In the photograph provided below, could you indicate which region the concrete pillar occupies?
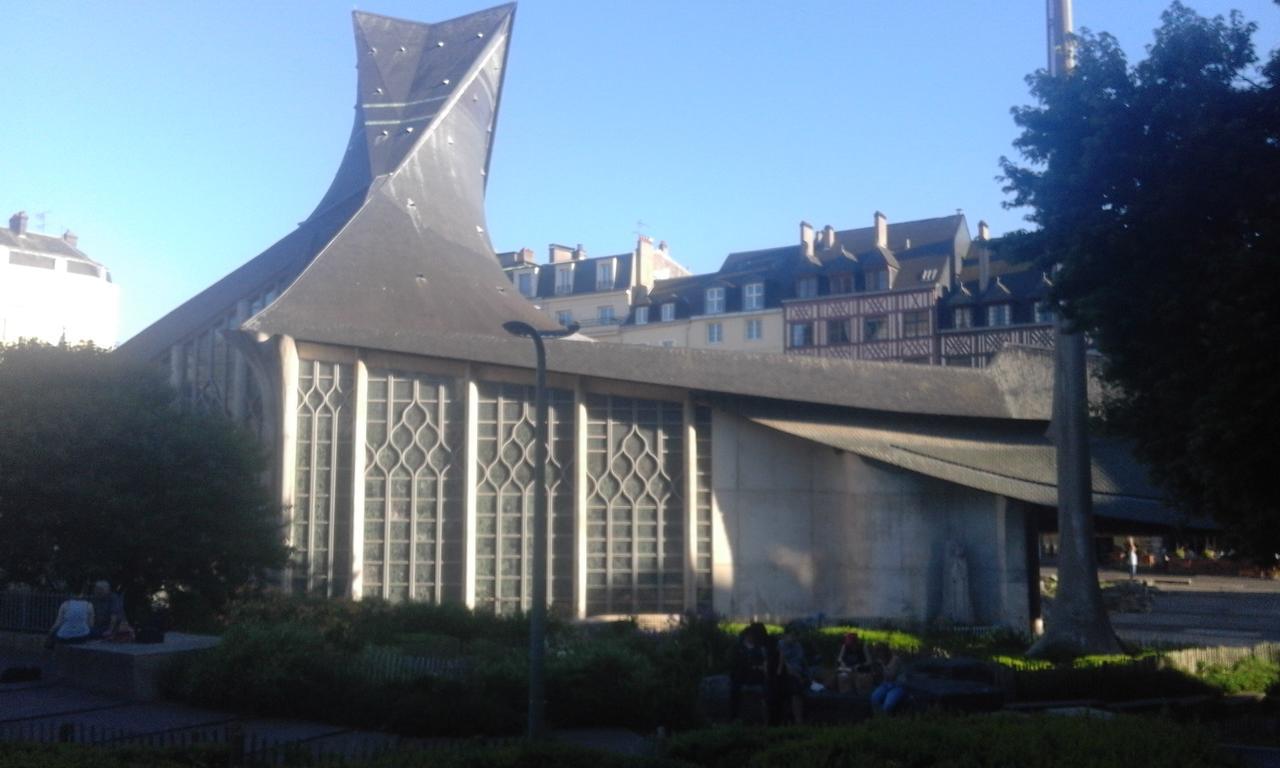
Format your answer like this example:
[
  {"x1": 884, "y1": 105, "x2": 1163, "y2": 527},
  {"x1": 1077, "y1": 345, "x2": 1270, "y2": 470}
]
[
  {"x1": 277, "y1": 335, "x2": 299, "y2": 593},
  {"x1": 350, "y1": 359, "x2": 368, "y2": 600},
  {"x1": 682, "y1": 398, "x2": 698, "y2": 611},
  {"x1": 462, "y1": 366, "x2": 480, "y2": 609},
  {"x1": 574, "y1": 380, "x2": 590, "y2": 619}
]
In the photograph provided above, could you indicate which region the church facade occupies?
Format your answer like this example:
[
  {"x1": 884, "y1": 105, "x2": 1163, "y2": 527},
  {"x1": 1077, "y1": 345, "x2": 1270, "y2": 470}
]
[{"x1": 119, "y1": 5, "x2": 1165, "y2": 629}]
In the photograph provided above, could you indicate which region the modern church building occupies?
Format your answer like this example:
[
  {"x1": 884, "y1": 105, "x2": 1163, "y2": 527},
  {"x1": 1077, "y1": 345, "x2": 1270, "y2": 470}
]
[{"x1": 119, "y1": 5, "x2": 1166, "y2": 629}]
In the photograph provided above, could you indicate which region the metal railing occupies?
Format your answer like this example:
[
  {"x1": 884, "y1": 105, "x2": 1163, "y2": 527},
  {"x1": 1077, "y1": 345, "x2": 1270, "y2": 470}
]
[{"x1": 0, "y1": 590, "x2": 71, "y2": 633}]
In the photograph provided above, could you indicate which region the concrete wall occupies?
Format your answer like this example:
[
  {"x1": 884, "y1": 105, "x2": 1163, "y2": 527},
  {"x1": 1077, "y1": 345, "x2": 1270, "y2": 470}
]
[{"x1": 711, "y1": 411, "x2": 1030, "y2": 629}]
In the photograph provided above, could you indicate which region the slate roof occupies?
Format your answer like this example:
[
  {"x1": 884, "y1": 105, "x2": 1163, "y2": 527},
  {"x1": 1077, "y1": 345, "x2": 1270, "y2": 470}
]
[
  {"x1": 120, "y1": 3, "x2": 557, "y2": 362},
  {"x1": 0, "y1": 228, "x2": 103, "y2": 268},
  {"x1": 518, "y1": 251, "x2": 635, "y2": 298}
]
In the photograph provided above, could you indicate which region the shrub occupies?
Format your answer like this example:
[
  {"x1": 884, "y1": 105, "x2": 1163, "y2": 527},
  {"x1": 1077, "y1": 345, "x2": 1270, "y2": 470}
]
[
  {"x1": 362, "y1": 742, "x2": 693, "y2": 768},
  {"x1": 1014, "y1": 660, "x2": 1215, "y2": 702},
  {"x1": 0, "y1": 743, "x2": 226, "y2": 768},
  {"x1": 665, "y1": 715, "x2": 1235, "y2": 768},
  {"x1": 161, "y1": 621, "x2": 362, "y2": 721},
  {"x1": 1198, "y1": 656, "x2": 1280, "y2": 694}
]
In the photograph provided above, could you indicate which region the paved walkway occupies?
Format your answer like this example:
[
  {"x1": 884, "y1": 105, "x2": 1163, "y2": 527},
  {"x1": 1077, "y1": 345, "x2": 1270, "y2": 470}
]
[{"x1": 1042, "y1": 566, "x2": 1280, "y2": 647}]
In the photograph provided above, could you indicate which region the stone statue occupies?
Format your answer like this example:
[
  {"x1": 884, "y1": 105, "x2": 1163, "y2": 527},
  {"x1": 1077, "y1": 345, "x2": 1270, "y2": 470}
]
[{"x1": 942, "y1": 540, "x2": 975, "y2": 625}]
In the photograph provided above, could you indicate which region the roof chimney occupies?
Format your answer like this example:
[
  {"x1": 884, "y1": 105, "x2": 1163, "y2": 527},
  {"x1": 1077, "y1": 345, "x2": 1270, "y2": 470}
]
[
  {"x1": 821, "y1": 225, "x2": 836, "y2": 250},
  {"x1": 635, "y1": 235, "x2": 656, "y2": 290},
  {"x1": 573, "y1": 243, "x2": 587, "y2": 261},
  {"x1": 800, "y1": 221, "x2": 815, "y2": 258},
  {"x1": 62, "y1": 230, "x2": 79, "y2": 248},
  {"x1": 549, "y1": 244, "x2": 574, "y2": 264},
  {"x1": 874, "y1": 211, "x2": 888, "y2": 249},
  {"x1": 977, "y1": 220, "x2": 990, "y2": 241},
  {"x1": 9, "y1": 211, "x2": 28, "y2": 236}
]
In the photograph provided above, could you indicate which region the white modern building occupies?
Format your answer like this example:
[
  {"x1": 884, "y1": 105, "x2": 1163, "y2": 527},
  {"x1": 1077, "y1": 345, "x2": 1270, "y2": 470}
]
[{"x1": 1, "y1": 212, "x2": 118, "y2": 347}]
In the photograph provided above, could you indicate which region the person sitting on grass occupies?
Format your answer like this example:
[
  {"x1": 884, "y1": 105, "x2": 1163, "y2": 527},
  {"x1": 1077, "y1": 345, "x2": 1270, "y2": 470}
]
[{"x1": 46, "y1": 586, "x2": 95, "y2": 648}]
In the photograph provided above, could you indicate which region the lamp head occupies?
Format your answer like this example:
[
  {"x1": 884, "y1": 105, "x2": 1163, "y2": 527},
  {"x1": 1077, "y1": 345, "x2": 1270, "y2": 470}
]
[{"x1": 503, "y1": 320, "x2": 580, "y2": 339}]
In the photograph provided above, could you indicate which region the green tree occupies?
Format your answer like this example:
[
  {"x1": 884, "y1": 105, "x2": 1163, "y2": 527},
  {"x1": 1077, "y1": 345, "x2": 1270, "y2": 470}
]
[
  {"x1": 1000, "y1": 3, "x2": 1280, "y2": 561},
  {"x1": 0, "y1": 342, "x2": 288, "y2": 608}
]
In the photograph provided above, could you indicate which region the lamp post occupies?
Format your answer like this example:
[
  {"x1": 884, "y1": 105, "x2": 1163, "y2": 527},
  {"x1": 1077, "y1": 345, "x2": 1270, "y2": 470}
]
[{"x1": 502, "y1": 319, "x2": 578, "y2": 740}]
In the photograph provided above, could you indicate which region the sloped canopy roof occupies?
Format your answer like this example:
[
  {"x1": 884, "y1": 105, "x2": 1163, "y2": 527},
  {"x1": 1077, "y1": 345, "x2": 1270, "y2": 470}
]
[{"x1": 736, "y1": 399, "x2": 1205, "y2": 527}]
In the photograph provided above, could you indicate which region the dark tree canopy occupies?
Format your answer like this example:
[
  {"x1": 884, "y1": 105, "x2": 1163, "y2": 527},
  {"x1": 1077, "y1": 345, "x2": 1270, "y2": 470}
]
[
  {"x1": 0, "y1": 342, "x2": 288, "y2": 605},
  {"x1": 1000, "y1": 3, "x2": 1280, "y2": 560}
]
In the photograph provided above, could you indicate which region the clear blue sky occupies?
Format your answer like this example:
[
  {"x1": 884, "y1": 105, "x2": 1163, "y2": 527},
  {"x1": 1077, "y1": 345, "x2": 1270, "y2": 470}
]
[{"x1": 2, "y1": 1, "x2": 1276, "y2": 342}]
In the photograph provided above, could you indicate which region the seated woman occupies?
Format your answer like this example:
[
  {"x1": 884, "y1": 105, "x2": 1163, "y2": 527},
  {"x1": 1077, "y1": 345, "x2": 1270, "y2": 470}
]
[
  {"x1": 47, "y1": 589, "x2": 95, "y2": 647},
  {"x1": 836, "y1": 632, "x2": 871, "y2": 693},
  {"x1": 869, "y1": 644, "x2": 907, "y2": 714}
]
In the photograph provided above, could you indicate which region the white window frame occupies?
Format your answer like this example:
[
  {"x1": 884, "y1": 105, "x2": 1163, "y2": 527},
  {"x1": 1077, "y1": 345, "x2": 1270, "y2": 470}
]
[
  {"x1": 634, "y1": 306, "x2": 649, "y2": 325},
  {"x1": 868, "y1": 270, "x2": 888, "y2": 292},
  {"x1": 707, "y1": 322, "x2": 723, "y2": 344},
  {"x1": 795, "y1": 277, "x2": 817, "y2": 299},
  {"x1": 953, "y1": 307, "x2": 973, "y2": 329},
  {"x1": 987, "y1": 304, "x2": 1011, "y2": 327},
  {"x1": 596, "y1": 259, "x2": 615, "y2": 291},
  {"x1": 660, "y1": 303, "x2": 676, "y2": 322},
  {"x1": 745, "y1": 318, "x2": 762, "y2": 341},
  {"x1": 705, "y1": 286, "x2": 725, "y2": 314},
  {"x1": 598, "y1": 305, "x2": 615, "y2": 325},
  {"x1": 555, "y1": 265, "x2": 574, "y2": 295},
  {"x1": 789, "y1": 322, "x2": 812, "y2": 348},
  {"x1": 744, "y1": 282, "x2": 765, "y2": 311}
]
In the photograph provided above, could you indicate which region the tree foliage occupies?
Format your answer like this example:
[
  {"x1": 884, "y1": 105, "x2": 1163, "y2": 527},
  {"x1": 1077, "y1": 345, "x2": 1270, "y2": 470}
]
[
  {"x1": 1000, "y1": 2, "x2": 1280, "y2": 559},
  {"x1": 0, "y1": 342, "x2": 287, "y2": 606}
]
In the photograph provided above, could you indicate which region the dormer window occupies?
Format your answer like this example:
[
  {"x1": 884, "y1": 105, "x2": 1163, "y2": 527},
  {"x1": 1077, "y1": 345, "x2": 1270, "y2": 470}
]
[
  {"x1": 795, "y1": 277, "x2": 817, "y2": 299},
  {"x1": 516, "y1": 271, "x2": 535, "y2": 298},
  {"x1": 828, "y1": 274, "x2": 852, "y2": 294},
  {"x1": 987, "y1": 304, "x2": 1011, "y2": 327},
  {"x1": 661, "y1": 303, "x2": 675, "y2": 322},
  {"x1": 555, "y1": 265, "x2": 574, "y2": 295},
  {"x1": 743, "y1": 282, "x2": 765, "y2": 310},
  {"x1": 954, "y1": 307, "x2": 973, "y2": 329},
  {"x1": 867, "y1": 270, "x2": 888, "y2": 292},
  {"x1": 919, "y1": 268, "x2": 939, "y2": 282},
  {"x1": 635, "y1": 306, "x2": 649, "y2": 325},
  {"x1": 596, "y1": 259, "x2": 615, "y2": 291},
  {"x1": 705, "y1": 286, "x2": 725, "y2": 314}
]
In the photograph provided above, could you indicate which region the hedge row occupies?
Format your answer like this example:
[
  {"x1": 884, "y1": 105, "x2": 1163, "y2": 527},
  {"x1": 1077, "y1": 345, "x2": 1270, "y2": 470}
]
[
  {"x1": 2, "y1": 716, "x2": 1241, "y2": 768},
  {"x1": 663, "y1": 715, "x2": 1239, "y2": 768}
]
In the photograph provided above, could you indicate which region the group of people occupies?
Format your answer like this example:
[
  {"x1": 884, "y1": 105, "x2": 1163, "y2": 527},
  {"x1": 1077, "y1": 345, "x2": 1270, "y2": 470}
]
[
  {"x1": 729, "y1": 623, "x2": 910, "y2": 724},
  {"x1": 46, "y1": 580, "x2": 133, "y2": 648}
]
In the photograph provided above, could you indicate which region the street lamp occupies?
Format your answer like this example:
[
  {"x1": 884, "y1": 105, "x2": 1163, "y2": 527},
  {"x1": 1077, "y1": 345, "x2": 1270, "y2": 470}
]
[{"x1": 502, "y1": 319, "x2": 578, "y2": 740}]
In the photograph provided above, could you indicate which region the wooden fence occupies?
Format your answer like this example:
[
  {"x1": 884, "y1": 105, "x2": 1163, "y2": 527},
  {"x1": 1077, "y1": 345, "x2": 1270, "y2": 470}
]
[
  {"x1": 1161, "y1": 641, "x2": 1280, "y2": 674},
  {"x1": 0, "y1": 716, "x2": 404, "y2": 766}
]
